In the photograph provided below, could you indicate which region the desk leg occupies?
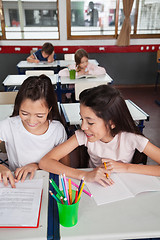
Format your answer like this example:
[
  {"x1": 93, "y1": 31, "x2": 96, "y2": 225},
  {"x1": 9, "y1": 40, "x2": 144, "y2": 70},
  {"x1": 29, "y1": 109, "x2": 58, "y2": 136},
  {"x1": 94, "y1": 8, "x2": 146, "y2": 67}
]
[
  {"x1": 137, "y1": 120, "x2": 144, "y2": 133},
  {"x1": 56, "y1": 82, "x2": 62, "y2": 103},
  {"x1": 48, "y1": 173, "x2": 60, "y2": 240}
]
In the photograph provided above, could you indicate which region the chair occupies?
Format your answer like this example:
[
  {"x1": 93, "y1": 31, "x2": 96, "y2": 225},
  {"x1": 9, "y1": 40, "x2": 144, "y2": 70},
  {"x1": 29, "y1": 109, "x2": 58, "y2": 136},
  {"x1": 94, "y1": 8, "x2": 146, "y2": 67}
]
[
  {"x1": 155, "y1": 49, "x2": 160, "y2": 91},
  {"x1": 0, "y1": 91, "x2": 17, "y2": 104},
  {"x1": 64, "y1": 54, "x2": 74, "y2": 61},
  {"x1": 0, "y1": 91, "x2": 17, "y2": 166},
  {"x1": 25, "y1": 70, "x2": 54, "y2": 76},
  {"x1": 75, "y1": 81, "x2": 108, "y2": 101}
]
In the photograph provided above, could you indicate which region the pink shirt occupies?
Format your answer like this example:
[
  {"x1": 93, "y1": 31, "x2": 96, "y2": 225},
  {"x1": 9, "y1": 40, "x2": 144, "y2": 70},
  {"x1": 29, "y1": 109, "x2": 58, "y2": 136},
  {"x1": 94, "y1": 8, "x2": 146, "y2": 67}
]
[
  {"x1": 75, "y1": 130, "x2": 149, "y2": 168},
  {"x1": 59, "y1": 62, "x2": 106, "y2": 77}
]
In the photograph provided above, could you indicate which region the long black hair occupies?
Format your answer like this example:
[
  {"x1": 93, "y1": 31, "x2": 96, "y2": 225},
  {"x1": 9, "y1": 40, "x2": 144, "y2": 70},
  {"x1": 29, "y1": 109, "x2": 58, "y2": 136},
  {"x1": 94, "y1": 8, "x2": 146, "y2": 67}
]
[
  {"x1": 79, "y1": 84, "x2": 147, "y2": 165},
  {"x1": 11, "y1": 74, "x2": 62, "y2": 122}
]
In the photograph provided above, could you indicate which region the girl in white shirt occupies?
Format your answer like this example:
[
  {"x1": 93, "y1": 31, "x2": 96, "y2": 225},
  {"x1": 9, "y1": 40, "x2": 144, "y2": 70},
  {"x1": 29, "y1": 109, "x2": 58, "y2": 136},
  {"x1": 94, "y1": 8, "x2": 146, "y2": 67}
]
[
  {"x1": 39, "y1": 84, "x2": 160, "y2": 187},
  {"x1": 0, "y1": 75, "x2": 68, "y2": 188}
]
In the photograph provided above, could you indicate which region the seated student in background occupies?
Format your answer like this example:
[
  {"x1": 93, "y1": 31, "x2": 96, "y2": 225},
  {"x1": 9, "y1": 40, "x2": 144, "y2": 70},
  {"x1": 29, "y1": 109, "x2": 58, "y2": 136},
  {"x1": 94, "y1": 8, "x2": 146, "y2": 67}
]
[
  {"x1": 39, "y1": 84, "x2": 160, "y2": 187},
  {"x1": 27, "y1": 42, "x2": 56, "y2": 63},
  {"x1": 59, "y1": 48, "x2": 106, "y2": 77},
  {"x1": 59, "y1": 48, "x2": 106, "y2": 102},
  {"x1": 0, "y1": 75, "x2": 69, "y2": 188}
]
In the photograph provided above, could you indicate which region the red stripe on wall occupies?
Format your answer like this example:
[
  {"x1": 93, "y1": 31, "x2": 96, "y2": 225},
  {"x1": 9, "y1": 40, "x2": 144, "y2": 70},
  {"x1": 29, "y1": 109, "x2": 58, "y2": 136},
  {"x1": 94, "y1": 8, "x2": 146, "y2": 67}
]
[{"x1": 0, "y1": 45, "x2": 159, "y2": 54}]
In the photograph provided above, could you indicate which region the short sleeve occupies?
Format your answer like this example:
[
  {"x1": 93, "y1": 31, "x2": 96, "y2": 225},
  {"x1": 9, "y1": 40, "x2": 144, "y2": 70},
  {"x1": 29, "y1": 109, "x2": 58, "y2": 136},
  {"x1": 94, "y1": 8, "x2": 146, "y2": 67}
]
[
  {"x1": 134, "y1": 134, "x2": 149, "y2": 152},
  {"x1": 75, "y1": 130, "x2": 87, "y2": 146}
]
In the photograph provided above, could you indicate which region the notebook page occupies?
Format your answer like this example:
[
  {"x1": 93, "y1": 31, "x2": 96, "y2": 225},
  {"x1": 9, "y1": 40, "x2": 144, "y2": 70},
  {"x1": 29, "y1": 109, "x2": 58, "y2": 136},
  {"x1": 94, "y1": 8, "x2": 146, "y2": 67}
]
[
  {"x1": 86, "y1": 173, "x2": 134, "y2": 205},
  {"x1": 118, "y1": 173, "x2": 160, "y2": 196}
]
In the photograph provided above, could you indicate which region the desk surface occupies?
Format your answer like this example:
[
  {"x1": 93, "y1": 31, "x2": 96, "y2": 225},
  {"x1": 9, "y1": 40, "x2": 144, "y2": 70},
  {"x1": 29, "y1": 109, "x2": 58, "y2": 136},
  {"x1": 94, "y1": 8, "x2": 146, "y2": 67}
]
[
  {"x1": 0, "y1": 104, "x2": 14, "y2": 121},
  {"x1": 59, "y1": 73, "x2": 113, "y2": 85},
  {"x1": 60, "y1": 173, "x2": 160, "y2": 240},
  {"x1": 0, "y1": 170, "x2": 49, "y2": 240},
  {"x1": 61, "y1": 100, "x2": 149, "y2": 126},
  {"x1": 17, "y1": 59, "x2": 99, "y2": 68},
  {"x1": 3, "y1": 74, "x2": 58, "y2": 86}
]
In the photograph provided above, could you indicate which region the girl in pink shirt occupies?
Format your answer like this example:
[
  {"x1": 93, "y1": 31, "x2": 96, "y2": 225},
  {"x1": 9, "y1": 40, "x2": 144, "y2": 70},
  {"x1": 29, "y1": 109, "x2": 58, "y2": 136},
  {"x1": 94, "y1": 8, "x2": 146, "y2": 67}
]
[
  {"x1": 59, "y1": 48, "x2": 106, "y2": 101},
  {"x1": 39, "y1": 85, "x2": 160, "y2": 187}
]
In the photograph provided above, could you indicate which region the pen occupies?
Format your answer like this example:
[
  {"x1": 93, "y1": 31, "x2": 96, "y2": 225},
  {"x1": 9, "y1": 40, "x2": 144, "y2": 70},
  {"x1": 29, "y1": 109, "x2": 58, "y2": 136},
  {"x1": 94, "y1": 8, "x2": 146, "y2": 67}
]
[
  {"x1": 49, "y1": 190, "x2": 61, "y2": 203},
  {"x1": 33, "y1": 52, "x2": 38, "y2": 60},
  {"x1": 66, "y1": 178, "x2": 92, "y2": 197},
  {"x1": 104, "y1": 162, "x2": 109, "y2": 178}
]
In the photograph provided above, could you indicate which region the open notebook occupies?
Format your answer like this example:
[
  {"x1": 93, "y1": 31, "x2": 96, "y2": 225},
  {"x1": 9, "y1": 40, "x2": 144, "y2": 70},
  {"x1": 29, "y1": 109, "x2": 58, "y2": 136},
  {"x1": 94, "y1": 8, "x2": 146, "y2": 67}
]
[
  {"x1": 86, "y1": 173, "x2": 160, "y2": 205},
  {"x1": 0, "y1": 179, "x2": 43, "y2": 228},
  {"x1": 76, "y1": 74, "x2": 97, "y2": 79}
]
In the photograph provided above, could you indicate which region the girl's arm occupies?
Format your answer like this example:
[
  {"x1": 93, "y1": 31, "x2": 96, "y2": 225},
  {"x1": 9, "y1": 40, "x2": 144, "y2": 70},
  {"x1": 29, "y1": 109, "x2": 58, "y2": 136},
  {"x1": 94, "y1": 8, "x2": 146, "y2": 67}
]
[
  {"x1": 88, "y1": 63, "x2": 106, "y2": 75},
  {"x1": 39, "y1": 134, "x2": 112, "y2": 186},
  {"x1": 103, "y1": 142, "x2": 160, "y2": 176}
]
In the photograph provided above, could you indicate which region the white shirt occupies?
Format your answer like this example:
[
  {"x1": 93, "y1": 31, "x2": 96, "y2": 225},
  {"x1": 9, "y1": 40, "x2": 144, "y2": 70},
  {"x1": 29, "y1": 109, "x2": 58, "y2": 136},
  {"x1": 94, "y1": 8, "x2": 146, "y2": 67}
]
[
  {"x1": 75, "y1": 130, "x2": 149, "y2": 168},
  {"x1": 0, "y1": 116, "x2": 67, "y2": 171}
]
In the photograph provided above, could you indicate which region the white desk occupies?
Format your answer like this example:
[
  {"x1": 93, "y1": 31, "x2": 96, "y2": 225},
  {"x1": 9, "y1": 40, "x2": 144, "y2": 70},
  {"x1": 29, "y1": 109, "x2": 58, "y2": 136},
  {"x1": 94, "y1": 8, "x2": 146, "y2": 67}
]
[
  {"x1": 60, "y1": 100, "x2": 149, "y2": 133},
  {"x1": 0, "y1": 170, "x2": 50, "y2": 240},
  {"x1": 17, "y1": 60, "x2": 99, "y2": 74},
  {"x1": 3, "y1": 74, "x2": 58, "y2": 91},
  {"x1": 60, "y1": 174, "x2": 160, "y2": 240},
  {"x1": 0, "y1": 104, "x2": 14, "y2": 121},
  {"x1": 59, "y1": 73, "x2": 113, "y2": 85}
]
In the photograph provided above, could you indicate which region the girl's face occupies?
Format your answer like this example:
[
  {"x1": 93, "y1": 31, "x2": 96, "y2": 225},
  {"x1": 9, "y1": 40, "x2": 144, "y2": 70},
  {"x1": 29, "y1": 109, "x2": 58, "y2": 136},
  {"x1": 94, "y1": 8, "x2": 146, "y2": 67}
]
[
  {"x1": 80, "y1": 104, "x2": 114, "y2": 143},
  {"x1": 79, "y1": 56, "x2": 88, "y2": 70},
  {"x1": 19, "y1": 98, "x2": 50, "y2": 135}
]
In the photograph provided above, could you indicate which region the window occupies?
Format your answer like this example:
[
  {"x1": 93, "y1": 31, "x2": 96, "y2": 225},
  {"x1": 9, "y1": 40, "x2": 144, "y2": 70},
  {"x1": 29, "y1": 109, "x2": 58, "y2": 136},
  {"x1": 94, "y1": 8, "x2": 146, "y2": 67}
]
[
  {"x1": 67, "y1": 0, "x2": 160, "y2": 39},
  {"x1": 0, "y1": 0, "x2": 59, "y2": 40}
]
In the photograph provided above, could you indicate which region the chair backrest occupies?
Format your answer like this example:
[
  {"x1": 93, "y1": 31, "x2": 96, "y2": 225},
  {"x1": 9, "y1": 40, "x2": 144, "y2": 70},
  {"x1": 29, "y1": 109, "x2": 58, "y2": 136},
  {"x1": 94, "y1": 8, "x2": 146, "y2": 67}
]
[
  {"x1": 25, "y1": 70, "x2": 54, "y2": 76},
  {"x1": 75, "y1": 82, "x2": 108, "y2": 101},
  {"x1": 0, "y1": 91, "x2": 17, "y2": 104},
  {"x1": 157, "y1": 50, "x2": 160, "y2": 64},
  {"x1": 64, "y1": 54, "x2": 75, "y2": 61}
]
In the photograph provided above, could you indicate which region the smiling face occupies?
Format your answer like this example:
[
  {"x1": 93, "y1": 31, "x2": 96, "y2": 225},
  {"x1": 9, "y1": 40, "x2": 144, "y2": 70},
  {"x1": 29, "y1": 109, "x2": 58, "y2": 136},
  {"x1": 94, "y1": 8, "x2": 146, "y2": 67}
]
[
  {"x1": 80, "y1": 104, "x2": 114, "y2": 143},
  {"x1": 79, "y1": 56, "x2": 88, "y2": 71},
  {"x1": 19, "y1": 98, "x2": 50, "y2": 135}
]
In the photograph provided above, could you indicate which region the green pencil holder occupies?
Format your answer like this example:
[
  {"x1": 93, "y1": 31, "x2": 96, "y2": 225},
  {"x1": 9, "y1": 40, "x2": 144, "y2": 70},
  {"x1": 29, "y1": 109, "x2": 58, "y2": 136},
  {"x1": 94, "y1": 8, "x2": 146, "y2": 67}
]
[
  {"x1": 69, "y1": 69, "x2": 76, "y2": 79},
  {"x1": 56, "y1": 190, "x2": 80, "y2": 227}
]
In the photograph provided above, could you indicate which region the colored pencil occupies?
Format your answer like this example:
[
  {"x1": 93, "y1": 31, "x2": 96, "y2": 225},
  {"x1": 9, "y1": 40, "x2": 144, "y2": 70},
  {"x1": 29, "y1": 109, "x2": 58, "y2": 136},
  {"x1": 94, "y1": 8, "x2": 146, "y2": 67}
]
[
  {"x1": 49, "y1": 179, "x2": 63, "y2": 198},
  {"x1": 68, "y1": 178, "x2": 72, "y2": 204},
  {"x1": 60, "y1": 196, "x2": 64, "y2": 204},
  {"x1": 60, "y1": 174, "x2": 67, "y2": 200},
  {"x1": 74, "y1": 188, "x2": 78, "y2": 203},
  {"x1": 63, "y1": 173, "x2": 70, "y2": 205},
  {"x1": 77, "y1": 181, "x2": 85, "y2": 202},
  {"x1": 104, "y1": 162, "x2": 109, "y2": 178},
  {"x1": 49, "y1": 190, "x2": 61, "y2": 203},
  {"x1": 78, "y1": 177, "x2": 84, "y2": 195},
  {"x1": 66, "y1": 178, "x2": 93, "y2": 197}
]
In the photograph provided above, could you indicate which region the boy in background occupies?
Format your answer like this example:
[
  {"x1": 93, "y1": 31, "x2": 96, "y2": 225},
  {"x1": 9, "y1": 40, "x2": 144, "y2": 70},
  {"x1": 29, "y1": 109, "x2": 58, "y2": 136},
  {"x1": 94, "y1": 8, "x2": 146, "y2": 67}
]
[{"x1": 27, "y1": 42, "x2": 56, "y2": 63}]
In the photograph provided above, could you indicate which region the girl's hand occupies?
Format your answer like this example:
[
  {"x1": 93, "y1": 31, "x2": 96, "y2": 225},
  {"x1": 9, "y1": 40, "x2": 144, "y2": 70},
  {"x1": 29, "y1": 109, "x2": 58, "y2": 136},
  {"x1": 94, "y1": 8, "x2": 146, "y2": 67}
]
[
  {"x1": 14, "y1": 163, "x2": 39, "y2": 182},
  {"x1": 0, "y1": 165, "x2": 16, "y2": 188},
  {"x1": 83, "y1": 166, "x2": 114, "y2": 187},
  {"x1": 102, "y1": 159, "x2": 128, "y2": 173}
]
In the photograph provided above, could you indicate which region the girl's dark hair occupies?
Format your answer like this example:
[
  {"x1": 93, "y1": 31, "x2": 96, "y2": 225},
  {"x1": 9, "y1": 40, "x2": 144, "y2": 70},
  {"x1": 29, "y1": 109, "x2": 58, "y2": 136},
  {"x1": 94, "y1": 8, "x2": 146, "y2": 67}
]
[
  {"x1": 11, "y1": 74, "x2": 62, "y2": 122},
  {"x1": 79, "y1": 84, "x2": 147, "y2": 165},
  {"x1": 75, "y1": 48, "x2": 88, "y2": 66}
]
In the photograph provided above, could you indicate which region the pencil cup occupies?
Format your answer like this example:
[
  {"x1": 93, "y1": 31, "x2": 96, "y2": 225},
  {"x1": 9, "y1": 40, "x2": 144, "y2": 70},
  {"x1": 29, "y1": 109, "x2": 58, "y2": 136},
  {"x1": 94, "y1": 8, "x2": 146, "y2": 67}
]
[
  {"x1": 57, "y1": 190, "x2": 80, "y2": 227},
  {"x1": 69, "y1": 69, "x2": 76, "y2": 79}
]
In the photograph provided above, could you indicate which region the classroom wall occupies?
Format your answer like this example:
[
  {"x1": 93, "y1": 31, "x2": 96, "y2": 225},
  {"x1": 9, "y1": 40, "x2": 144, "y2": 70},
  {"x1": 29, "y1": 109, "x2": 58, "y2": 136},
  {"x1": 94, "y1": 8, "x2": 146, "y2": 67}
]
[{"x1": 0, "y1": 51, "x2": 157, "y2": 91}]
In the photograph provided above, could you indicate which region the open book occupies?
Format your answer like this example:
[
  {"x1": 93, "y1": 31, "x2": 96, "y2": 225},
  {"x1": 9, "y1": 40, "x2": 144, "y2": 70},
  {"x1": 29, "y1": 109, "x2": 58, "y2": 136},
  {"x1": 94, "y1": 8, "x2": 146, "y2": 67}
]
[
  {"x1": 76, "y1": 74, "x2": 97, "y2": 79},
  {"x1": 0, "y1": 179, "x2": 43, "y2": 228},
  {"x1": 86, "y1": 173, "x2": 160, "y2": 205}
]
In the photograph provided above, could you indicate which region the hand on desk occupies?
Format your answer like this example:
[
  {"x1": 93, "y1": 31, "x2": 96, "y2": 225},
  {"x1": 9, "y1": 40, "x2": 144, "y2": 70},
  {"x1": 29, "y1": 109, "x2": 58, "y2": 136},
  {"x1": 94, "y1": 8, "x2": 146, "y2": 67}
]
[
  {"x1": 0, "y1": 165, "x2": 16, "y2": 188},
  {"x1": 14, "y1": 163, "x2": 39, "y2": 183},
  {"x1": 83, "y1": 166, "x2": 114, "y2": 187}
]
